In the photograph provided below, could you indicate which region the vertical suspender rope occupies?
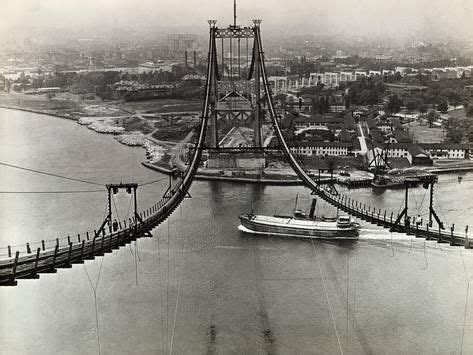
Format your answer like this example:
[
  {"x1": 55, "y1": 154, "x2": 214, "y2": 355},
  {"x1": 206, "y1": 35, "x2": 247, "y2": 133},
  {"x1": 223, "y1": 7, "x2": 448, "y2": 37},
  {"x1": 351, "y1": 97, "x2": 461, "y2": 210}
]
[
  {"x1": 238, "y1": 38, "x2": 241, "y2": 79},
  {"x1": 221, "y1": 38, "x2": 224, "y2": 82},
  {"x1": 246, "y1": 37, "x2": 249, "y2": 95}
]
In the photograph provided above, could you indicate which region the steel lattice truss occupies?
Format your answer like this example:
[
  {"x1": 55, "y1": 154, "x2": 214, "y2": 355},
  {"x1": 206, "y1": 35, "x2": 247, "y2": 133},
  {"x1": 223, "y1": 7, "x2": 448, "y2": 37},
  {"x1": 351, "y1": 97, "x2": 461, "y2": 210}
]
[{"x1": 215, "y1": 26, "x2": 254, "y2": 38}]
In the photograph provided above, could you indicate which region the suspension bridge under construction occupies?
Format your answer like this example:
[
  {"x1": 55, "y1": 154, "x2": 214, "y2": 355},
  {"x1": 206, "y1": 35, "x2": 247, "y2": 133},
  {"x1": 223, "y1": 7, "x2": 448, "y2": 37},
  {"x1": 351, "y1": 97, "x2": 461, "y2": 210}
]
[{"x1": 0, "y1": 17, "x2": 471, "y2": 287}]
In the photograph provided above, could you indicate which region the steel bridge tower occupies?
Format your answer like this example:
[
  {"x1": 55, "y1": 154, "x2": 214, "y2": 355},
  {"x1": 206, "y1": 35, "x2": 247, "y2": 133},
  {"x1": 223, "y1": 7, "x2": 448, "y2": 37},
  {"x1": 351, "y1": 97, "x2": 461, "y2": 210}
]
[{"x1": 206, "y1": 14, "x2": 267, "y2": 149}]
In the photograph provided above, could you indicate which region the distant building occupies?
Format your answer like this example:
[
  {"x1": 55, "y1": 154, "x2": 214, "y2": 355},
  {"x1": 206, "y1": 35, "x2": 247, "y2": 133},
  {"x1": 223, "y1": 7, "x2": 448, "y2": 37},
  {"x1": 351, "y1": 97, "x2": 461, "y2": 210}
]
[
  {"x1": 382, "y1": 143, "x2": 467, "y2": 162},
  {"x1": 293, "y1": 114, "x2": 345, "y2": 130},
  {"x1": 139, "y1": 61, "x2": 176, "y2": 73},
  {"x1": 395, "y1": 67, "x2": 412, "y2": 76},
  {"x1": 355, "y1": 71, "x2": 367, "y2": 80},
  {"x1": 385, "y1": 143, "x2": 410, "y2": 159},
  {"x1": 376, "y1": 122, "x2": 392, "y2": 133},
  {"x1": 375, "y1": 55, "x2": 393, "y2": 62},
  {"x1": 340, "y1": 72, "x2": 356, "y2": 82},
  {"x1": 385, "y1": 83, "x2": 428, "y2": 94},
  {"x1": 309, "y1": 72, "x2": 324, "y2": 86},
  {"x1": 369, "y1": 70, "x2": 381, "y2": 77},
  {"x1": 168, "y1": 34, "x2": 198, "y2": 54},
  {"x1": 36, "y1": 87, "x2": 62, "y2": 94},
  {"x1": 431, "y1": 69, "x2": 457, "y2": 81},
  {"x1": 290, "y1": 141, "x2": 352, "y2": 157},
  {"x1": 268, "y1": 76, "x2": 288, "y2": 93},
  {"x1": 420, "y1": 143, "x2": 468, "y2": 159},
  {"x1": 324, "y1": 72, "x2": 339, "y2": 86},
  {"x1": 407, "y1": 145, "x2": 432, "y2": 165}
]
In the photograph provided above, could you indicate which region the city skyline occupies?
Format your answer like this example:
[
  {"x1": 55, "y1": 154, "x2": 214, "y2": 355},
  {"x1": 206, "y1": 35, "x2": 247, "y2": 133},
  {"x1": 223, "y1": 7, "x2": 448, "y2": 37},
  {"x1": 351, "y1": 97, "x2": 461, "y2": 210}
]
[{"x1": 1, "y1": 0, "x2": 472, "y2": 43}]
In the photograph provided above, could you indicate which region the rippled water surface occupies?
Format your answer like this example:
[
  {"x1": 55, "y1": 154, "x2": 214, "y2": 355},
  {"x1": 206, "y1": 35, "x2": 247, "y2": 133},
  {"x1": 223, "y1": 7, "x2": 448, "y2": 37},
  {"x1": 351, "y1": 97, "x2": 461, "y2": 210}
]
[{"x1": 1, "y1": 108, "x2": 473, "y2": 354}]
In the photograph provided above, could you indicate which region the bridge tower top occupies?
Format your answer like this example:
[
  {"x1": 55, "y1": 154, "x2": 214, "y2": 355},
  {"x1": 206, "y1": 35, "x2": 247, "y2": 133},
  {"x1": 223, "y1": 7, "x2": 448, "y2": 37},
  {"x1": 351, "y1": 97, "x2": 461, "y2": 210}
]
[{"x1": 205, "y1": 3, "x2": 268, "y2": 149}]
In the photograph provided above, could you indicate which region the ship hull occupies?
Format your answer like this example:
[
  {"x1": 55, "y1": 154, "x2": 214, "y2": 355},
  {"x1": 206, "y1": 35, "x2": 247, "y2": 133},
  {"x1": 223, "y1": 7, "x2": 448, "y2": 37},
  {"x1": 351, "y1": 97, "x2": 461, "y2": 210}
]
[{"x1": 239, "y1": 214, "x2": 359, "y2": 239}]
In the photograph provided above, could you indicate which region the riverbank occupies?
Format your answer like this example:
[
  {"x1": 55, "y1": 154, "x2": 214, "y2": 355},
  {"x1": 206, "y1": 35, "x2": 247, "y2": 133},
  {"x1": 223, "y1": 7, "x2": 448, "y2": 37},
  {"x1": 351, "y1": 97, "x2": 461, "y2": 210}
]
[
  {"x1": 0, "y1": 104, "x2": 78, "y2": 121},
  {"x1": 0, "y1": 93, "x2": 196, "y2": 166},
  {"x1": 3, "y1": 95, "x2": 473, "y2": 184}
]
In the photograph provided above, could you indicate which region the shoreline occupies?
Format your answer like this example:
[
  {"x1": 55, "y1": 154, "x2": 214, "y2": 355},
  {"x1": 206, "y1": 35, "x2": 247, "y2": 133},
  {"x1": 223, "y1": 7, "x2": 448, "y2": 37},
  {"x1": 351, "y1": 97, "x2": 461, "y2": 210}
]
[
  {"x1": 2, "y1": 105, "x2": 473, "y2": 184},
  {"x1": 0, "y1": 104, "x2": 167, "y2": 164},
  {"x1": 0, "y1": 104, "x2": 78, "y2": 121}
]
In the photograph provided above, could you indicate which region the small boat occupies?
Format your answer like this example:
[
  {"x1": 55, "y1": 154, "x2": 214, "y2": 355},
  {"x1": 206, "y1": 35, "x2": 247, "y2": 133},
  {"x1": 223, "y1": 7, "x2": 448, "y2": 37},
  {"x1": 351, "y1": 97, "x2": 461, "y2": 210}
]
[{"x1": 238, "y1": 196, "x2": 359, "y2": 239}]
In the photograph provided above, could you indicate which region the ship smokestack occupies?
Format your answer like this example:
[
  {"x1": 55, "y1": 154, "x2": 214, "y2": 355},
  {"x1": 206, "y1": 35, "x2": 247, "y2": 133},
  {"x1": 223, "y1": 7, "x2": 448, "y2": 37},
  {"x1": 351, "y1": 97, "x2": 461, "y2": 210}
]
[
  {"x1": 309, "y1": 198, "x2": 317, "y2": 219},
  {"x1": 193, "y1": 51, "x2": 197, "y2": 67},
  {"x1": 185, "y1": 50, "x2": 188, "y2": 68}
]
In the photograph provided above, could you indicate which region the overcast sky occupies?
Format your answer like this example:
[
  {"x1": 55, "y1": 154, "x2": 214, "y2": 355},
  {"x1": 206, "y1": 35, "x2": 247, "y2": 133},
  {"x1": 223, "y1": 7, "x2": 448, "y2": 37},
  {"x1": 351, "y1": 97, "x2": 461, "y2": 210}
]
[{"x1": 1, "y1": 0, "x2": 472, "y2": 41}]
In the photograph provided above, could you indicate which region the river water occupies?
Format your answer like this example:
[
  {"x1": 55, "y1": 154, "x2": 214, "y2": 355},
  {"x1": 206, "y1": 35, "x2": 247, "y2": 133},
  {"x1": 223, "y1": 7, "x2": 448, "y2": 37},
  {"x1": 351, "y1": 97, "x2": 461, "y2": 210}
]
[{"x1": 1, "y1": 107, "x2": 473, "y2": 354}]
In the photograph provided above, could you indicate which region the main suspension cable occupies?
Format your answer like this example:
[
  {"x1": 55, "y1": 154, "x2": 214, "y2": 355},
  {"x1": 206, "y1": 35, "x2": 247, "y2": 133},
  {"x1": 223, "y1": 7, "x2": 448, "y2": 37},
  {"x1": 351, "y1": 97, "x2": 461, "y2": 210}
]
[
  {"x1": 0, "y1": 161, "x2": 105, "y2": 186},
  {"x1": 138, "y1": 176, "x2": 168, "y2": 187},
  {"x1": 0, "y1": 189, "x2": 105, "y2": 194},
  {"x1": 0, "y1": 161, "x2": 168, "y2": 188}
]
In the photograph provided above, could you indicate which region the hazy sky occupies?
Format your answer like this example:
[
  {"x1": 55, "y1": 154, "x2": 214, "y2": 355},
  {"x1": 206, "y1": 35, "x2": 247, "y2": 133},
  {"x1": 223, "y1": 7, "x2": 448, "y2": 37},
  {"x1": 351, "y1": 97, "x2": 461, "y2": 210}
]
[{"x1": 1, "y1": 0, "x2": 472, "y2": 41}]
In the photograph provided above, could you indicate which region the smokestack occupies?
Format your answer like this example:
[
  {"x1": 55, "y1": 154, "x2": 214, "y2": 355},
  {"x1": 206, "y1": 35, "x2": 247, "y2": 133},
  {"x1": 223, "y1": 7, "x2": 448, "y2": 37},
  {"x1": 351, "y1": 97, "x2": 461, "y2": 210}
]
[
  {"x1": 309, "y1": 198, "x2": 317, "y2": 219},
  {"x1": 184, "y1": 50, "x2": 188, "y2": 68},
  {"x1": 193, "y1": 51, "x2": 197, "y2": 67}
]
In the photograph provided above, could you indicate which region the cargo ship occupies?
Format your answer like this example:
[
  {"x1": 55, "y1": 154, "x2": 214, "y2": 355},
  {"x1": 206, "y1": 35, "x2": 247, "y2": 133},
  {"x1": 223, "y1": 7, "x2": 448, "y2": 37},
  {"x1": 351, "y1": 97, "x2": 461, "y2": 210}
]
[{"x1": 238, "y1": 197, "x2": 359, "y2": 239}]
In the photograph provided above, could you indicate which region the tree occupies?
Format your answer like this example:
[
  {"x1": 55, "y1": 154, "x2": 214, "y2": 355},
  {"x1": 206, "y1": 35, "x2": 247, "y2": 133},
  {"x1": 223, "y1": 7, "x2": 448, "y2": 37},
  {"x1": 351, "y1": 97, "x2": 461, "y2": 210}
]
[
  {"x1": 274, "y1": 93, "x2": 286, "y2": 104},
  {"x1": 325, "y1": 156, "x2": 337, "y2": 181},
  {"x1": 419, "y1": 104, "x2": 429, "y2": 115},
  {"x1": 405, "y1": 98, "x2": 424, "y2": 112},
  {"x1": 465, "y1": 103, "x2": 473, "y2": 117},
  {"x1": 447, "y1": 128, "x2": 464, "y2": 144},
  {"x1": 322, "y1": 95, "x2": 330, "y2": 113},
  {"x1": 437, "y1": 100, "x2": 449, "y2": 113},
  {"x1": 393, "y1": 72, "x2": 402, "y2": 81},
  {"x1": 468, "y1": 128, "x2": 473, "y2": 143},
  {"x1": 426, "y1": 110, "x2": 439, "y2": 127},
  {"x1": 318, "y1": 96, "x2": 325, "y2": 114},
  {"x1": 386, "y1": 94, "x2": 403, "y2": 114},
  {"x1": 344, "y1": 96, "x2": 350, "y2": 109},
  {"x1": 451, "y1": 94, "x2": 463, "y2": 109},
  {"x1": 311, "y1": 96, "x2": 319, "y2": 113}
]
